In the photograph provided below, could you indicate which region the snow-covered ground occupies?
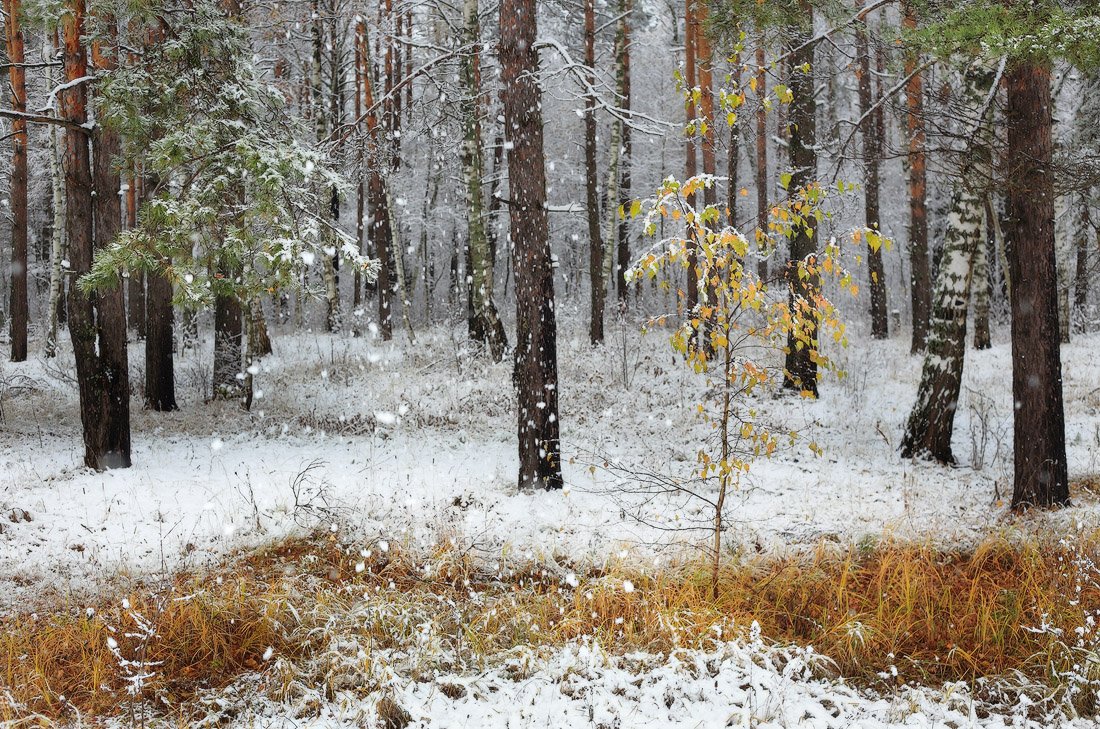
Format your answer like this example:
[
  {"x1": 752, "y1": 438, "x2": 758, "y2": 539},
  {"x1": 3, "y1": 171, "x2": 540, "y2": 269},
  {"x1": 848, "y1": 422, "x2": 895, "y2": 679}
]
[
  {"x1": 1, "y1": 320, "x2": 1099, "y2": 606},
  {"x1": 4, "y1": 319, "x2": 1100, "y2": 726},
  {"x1": 181, "y1": 637, "x2": 1095, "y2": 729}
]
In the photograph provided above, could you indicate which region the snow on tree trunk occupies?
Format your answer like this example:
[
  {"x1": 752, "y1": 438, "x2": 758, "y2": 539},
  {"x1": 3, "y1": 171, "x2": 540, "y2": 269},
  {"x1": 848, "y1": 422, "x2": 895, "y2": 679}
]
[
  {"x1": 901, "y1": 61, "x2": 994, "y2": 464},
  {"x1": 45, "y1": 36, "x2": 67, "y2": 360}
]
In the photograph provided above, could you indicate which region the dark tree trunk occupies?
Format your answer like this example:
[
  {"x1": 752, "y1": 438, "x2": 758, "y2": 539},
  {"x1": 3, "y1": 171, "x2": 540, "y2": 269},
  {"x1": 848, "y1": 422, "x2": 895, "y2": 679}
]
[
  {"x1": 126, "y1": 174, "x2": 146, "y2": 338},
  {"x1": 213, "y1": 290, "x2": 242, "y2": 399},
  {"x1": 781, "y1": 4, "x2": 819, "y2": 397},
  {"x1": 91, "y1": 30, "x2": 131, "y2": 468},
  {"x1": 754, "y1": 39, "x2": 768, "y2": 280},
  {"x1": 1004, "y1": 62, "x2": 1069, "y2": 510},
  {"x1": 359, "y1": 18, "x2": 394, "y2": 340},
  {"x1": 857, "y1": 1, "x2": 888, "y2": 338},
  {"x1": 615, "y1": 0, "x2": 633, "y2": 307},
  {"x1": 5, "y1": 0, "x2": 28, "y2": 362},
  {"x1": 500, "y1": 0, "x2": 563, "y2": 490},
  {"x1": 903, "y1": 3, "x2": 930, "y2": 352},
  {"x1": 145, "y1": 263, "x2": 177, "y2": 411},
  {"x1": 62, "y1": 0, "x2": 130, "y2": 469},
  {"x1": 584, "y1": 0, "x2": 604, "y2": 344},
  {"x1": 1074, "y1": 205, "x2": 1090, "y2": 315}
]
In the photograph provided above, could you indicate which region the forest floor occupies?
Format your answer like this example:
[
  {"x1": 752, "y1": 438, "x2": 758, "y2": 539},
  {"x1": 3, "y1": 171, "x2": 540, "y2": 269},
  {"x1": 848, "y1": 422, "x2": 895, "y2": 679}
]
[{"x1": 2, "y1": 316, "x2": 1100, "y2": 726}]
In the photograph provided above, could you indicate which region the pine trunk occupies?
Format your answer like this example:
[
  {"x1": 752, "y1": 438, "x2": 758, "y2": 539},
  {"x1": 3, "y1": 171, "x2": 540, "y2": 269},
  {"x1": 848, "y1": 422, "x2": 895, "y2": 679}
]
[
  {"x1": 126, "y1": 174, "x2": 146, "y2": 337},
  {"x1": 1004, "y1": 62, "x2": 1069, "y2": 510},
  {"x1": 62, "y1": 0, "x2": 130, "y2": 469},
  {"x1": 584, "y1": 0, "x2": 603, "y2": 344},
  {"x1": 615, "y1": 0, "x2": 633, "y2": 307},
  {"x1": 500, "y1": 0, "x2": 563, "y2": 490},
  {"x1": 903, "y1": 1, "x2": 930, "y2": 352},
  {"x1": 5, "y1": 0, "x2": 28, "y2": 362},
  {"x1": 857, "y1": 1, "x2": 887, "y2": 338}
]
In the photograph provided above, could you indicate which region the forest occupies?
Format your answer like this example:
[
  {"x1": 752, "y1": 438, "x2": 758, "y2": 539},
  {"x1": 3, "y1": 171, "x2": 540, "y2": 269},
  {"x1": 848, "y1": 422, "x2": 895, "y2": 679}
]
[{"x1": 0, "y1": 0, "x2": 1098, "y2": 726}]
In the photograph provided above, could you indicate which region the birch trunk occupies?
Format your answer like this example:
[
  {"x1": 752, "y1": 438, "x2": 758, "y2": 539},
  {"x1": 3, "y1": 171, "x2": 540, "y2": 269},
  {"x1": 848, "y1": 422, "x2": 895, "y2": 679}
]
[{"x1": 901, "y1": 62, "x2": 995, "y2": 463}]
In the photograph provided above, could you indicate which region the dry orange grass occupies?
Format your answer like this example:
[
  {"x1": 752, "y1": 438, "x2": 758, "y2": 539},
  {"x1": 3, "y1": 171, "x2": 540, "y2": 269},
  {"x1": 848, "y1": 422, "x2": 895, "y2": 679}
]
[{"x1": 2, "y1": 530, "x2": 1098, "y2": 723}]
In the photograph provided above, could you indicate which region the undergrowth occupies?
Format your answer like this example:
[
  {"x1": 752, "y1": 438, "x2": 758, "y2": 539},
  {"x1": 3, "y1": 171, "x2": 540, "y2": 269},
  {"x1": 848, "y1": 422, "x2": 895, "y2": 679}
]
[{"x1": 2, "y1": 526, "x2": 1099, "y2": 724}]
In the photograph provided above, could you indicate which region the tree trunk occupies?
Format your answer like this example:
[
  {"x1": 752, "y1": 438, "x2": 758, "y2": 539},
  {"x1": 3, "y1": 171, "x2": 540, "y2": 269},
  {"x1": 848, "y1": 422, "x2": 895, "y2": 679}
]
[
  {"x1": 4, "y1": 0, "x2": 28, "y2": 362},
  {"x1": 1004, "y1": 62, "x2": 1069, "y2": 510},
  {"x1": 354, "y1": 21, "x2": 365, "y2": 313},
  {"x1": 857, "y1": 1, "x2": 887, "y2": 338},
  {"x1": 90, "y1": 25, "x2": 131, "y2": 468},
  {"x1": 754, "y1": 40, "x2": 768, "y2": 281},
  {"x1": 359, "y1": 18, "x2": 395, "y2": 340},
  {"x1": 584, "y1": 0, "x2": 604, "y2": 344},
  {"x1": 462, "y1": 0, "x2": 506, "y2": 360},
  {"x1": 145, "y1": 261, "x2": 177, "y2": 411},
  {"x1": 1055, "y1": 194, "x2": 1072, "y2": 344},
  {"x1": 903, "y1": 1, "x2": 930, "y2": 353},
  {"x1": 500, "y1": 0, "x2": 563, "y2": 490},
  {"x1": 971, "y1": 219, "x2": 992, "y2": 350},
  {"x1": 62, "y1": 0, "x2": 130, "y2": 469},
  {"x1": 1074, "y1": 203, "x2": 1090, "y2": 317},
  {"x1": 126, "y1": 174, "x2": 146, "y2": 337},
  {"x1": 615, "y1": 0, "x2": 633, "y2": 307},
  {"x1": 45, "y1": 102, "x2": 66, "y2": 359},
  {"x1": 684, "y1": 0, "x2": 699, "y2": 316},
  {"x1": 901, "y1": 63, "x2": 994, "y2": 463},
  {"x1": 781, "y1": 4, "x2": 819, "y2": 397},
  {"x1": 213, "y1": 291, "x2": 242, "y2": 399}
]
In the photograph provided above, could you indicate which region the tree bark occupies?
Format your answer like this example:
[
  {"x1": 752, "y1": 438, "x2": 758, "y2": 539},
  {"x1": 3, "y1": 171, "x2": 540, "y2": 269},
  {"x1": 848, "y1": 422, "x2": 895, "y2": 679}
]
[
  {"x1": 126, "y1": 174, "x2": 146, "y2": 337},
  {"x1": 754, "y1": 39, "x2": 768, "y2": 280},
  {"x1": 615, "y1": 0, "x2": 633, "y2": 307},
  {"x1": 1004, "y1": 61, "x2": 1069, "y2": 510},
  {"x1": 4, "y1": 0, "x2": 29, "y2": 362},
  {"x1": 584, "y1": 0, "x2": 604, "y2": 344},
  {"x1": 903, "y1": 1, "x2": 930, "y2": 353},
  {"x1": 62, "y1": 0, "x2": 130, "y2": 469},
  {"x1": 972, "y1": 219, "x2": 992, "y2": 350},
  {"x1": 1074, "y1": 203, "x2": 1090, "y2": 316},
  {"x1": 213, "y1": 288, "x2": 242, "y2": 399},
  {"x1": 781, "y1": 3, "x2": 819, "y2": 397},
  {"x1": 684, "y1": 0, "x2": 699, "y2": 316},
  {"x1": 500, "y1": 0, "x2": 563, "y2": 490},
  {"x1": 462, "y1": 0, "x2": 506, "y2": 360},
  {"x1": 359, "y1": 18, "x2": 395, "y2": 340},
  {"x1": 857, "y1": 0, "x2": 887, "y2": 338},
  {"x1": 901, "y1": 63, "x2": 994, "y2": 463}
]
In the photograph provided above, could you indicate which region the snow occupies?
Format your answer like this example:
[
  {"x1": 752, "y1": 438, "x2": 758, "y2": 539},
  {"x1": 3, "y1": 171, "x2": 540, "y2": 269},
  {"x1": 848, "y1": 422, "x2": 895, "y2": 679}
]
[
  {"x1": 0, "y1": 322, "x2": 1098, "y2": 606},
  {"x1": 2, "y1": 321, "x2": 1099, "y2": 725},
  {"x1": 165, "y1": 638, "x2": 1096, "y2": 728}
]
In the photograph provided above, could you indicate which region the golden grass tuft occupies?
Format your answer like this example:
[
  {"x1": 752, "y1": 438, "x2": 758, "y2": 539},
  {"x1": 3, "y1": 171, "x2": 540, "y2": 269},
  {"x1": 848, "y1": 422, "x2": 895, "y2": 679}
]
[{"x1": 2, "y1": 529, "x2": 1099, "y2": 723}]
